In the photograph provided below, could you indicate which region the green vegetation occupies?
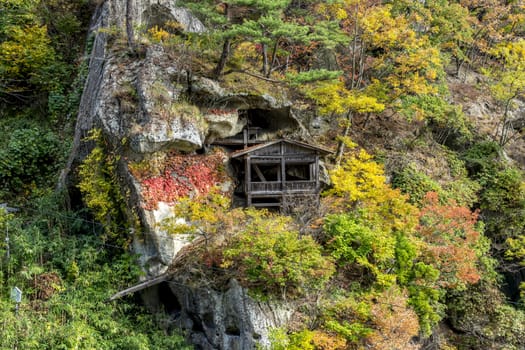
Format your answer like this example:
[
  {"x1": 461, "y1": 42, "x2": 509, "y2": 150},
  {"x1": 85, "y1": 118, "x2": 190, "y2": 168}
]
[
  {"x1": 0, "y1": 0, "x2": 91, "y2": 124},
  {"x1": 163, "y1": 195, "x2": 334, "y2": 299},
  {"x1": 77, "y1": 129, "x2": 130, "y2": 247},
  {"x1": 162, "y1": 146, "x2": 510, "y2": 348},
  {"x1": 483, "y1": 40, "x2": 525, "y2": 146},
  {"x1": 0, "y1": 194, "x2": 190, "y2": 349},
  {"x1": 2, "y1": 0, "x2": 525, "y2": 349},
  {"x1": 0, "y1": 123, "x2": 63, "y2": 199},
  {"x1": 223, "y1": 211, "x2": 334, "y2": 299},
  {"x1": 0, "y1": 1, "x2": 190, "y2": 348}
]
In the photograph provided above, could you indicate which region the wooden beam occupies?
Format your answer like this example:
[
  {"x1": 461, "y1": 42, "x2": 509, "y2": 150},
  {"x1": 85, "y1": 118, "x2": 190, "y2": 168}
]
[
  {"x1": 246, "y1": 155, "x2": 252, "y2": 206},
  {"x1": 280, "y1": 142, "x2": 286, "y2": 205},
  {"x1": 252, "y1": 202, "x2": 281, "y2": 207},
  {"x1": 252, "y1": 164, "x2": 267, "y2": 182},
  {"x1": 109, "y1": 274, "x2": 170, "y2": 301},
  {"x1": 108, "y1": 237, "x2": 206, "y2": 302},
  {"x1": 280, "y1": 142, "x2": 286, "y2": 184},
  {"x1": 315, "y1": 155, "x2": 320, "y2": 192}
]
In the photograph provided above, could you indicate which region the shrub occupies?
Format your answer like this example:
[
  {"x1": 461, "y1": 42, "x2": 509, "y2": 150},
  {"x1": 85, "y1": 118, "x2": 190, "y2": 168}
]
[
  {"x1": 324, "y1": 213, "x2": 397, "y2": 287},
  {"x1": 442, "y1": 177, "x2": 481, "y2": 208},
  {"x1": 462, "y1": 140, "x2": 501, "y2": 176},
  {"x1": 399, "y1": 94, "x2": 471, "y2": 142},
  {"x1": 366, "y1": 287, "x2": 420, "y2": 350},
  {"x1": 77, "y1": 130, "x2": 128, "y2": 246},
  {"x1": 327, "y1": 147, "x2": 419, "y2": 234},
  {"x1": 0, "y1": 126, "x2": 62, "y2": 197},
  {"x1": 222, "y1": 212, "x2": 334, "y2": 299},
  {"x1": 320, "y1": 287, "x2": 419, "y2": 349},
  {"x1": 447, "y1": 284, "x2": 525, "y2": 349},
  {"x1": 322, "y1": 295, "x2": 374, "y2": 344},
  {"x1": 392, "y1": 164, "x2": 442, "y2": 205},
  {"x1": 478, "y1": 167, "x2": 525, "y2": 244},
  {"x1": 417, "y1": 192, "x2": 488, "y2": 289}
]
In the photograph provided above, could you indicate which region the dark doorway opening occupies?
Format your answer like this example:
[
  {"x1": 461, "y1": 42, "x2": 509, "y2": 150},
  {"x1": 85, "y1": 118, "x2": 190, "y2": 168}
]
[{"x1": 158, "y1": 282, "x2": 181, "y2": 316}]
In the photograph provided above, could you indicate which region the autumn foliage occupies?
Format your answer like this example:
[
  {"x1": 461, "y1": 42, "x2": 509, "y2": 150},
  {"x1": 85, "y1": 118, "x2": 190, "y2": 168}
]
[
  {"x1": 3, "y1": 0, "x2": 525, "y2": 348},
  {"x1": 365, "y1": 287, "x2": 420, "y2": 350},
  {"x1": 417, "y1": 192, "x2": 483, "y2": 289},
  {"x1": 131, "y1": 150, "x2": 229, "y2": 210}
]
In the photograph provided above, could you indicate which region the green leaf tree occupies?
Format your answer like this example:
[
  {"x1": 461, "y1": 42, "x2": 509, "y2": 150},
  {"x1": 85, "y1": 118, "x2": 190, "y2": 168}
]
[
  {"x1": 222, "y1": 210, "x2": 334, "y2": 299},
  {"x1": 229, "y1": 2, "x2": 309, "y2": 76}
]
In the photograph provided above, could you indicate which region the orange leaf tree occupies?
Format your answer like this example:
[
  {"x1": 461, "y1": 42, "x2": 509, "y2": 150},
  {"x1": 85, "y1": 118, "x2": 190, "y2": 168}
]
[{"x1": 417, "y1": 192, "x2": 490, "y2": 289}]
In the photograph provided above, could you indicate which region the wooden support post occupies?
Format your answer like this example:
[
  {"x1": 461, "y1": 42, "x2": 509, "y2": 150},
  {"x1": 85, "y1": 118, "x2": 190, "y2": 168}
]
[
  {"x1": 246, "y1": 155, "x2": 252, "y2": 206},
  {"x1": 280, "y1": 142, "x2": 286, "y2": 206},
  {"x1": 315, "y1": 155, "x2": 320, "y2": 192},
  {"x1": 280, "y1": 143, "x2": 286, "y2": 189}
]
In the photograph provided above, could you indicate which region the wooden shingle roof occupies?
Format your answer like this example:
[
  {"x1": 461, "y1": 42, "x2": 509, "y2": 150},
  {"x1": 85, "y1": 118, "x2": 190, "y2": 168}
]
[{"x1": 230, "y1": 139, "x2": 333, "y2": 158}]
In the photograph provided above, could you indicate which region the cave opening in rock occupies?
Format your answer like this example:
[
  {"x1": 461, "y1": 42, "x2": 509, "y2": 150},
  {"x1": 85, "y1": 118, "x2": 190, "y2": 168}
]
[
  {"x1": 190, "y1": 314, "x2": 204, "y2": 332},
  {"x1": 202, "y1": 312, "x2": 215, "y2": 329},
  {"x1": 238, "y1": 107, "x2": 296, "y2": 135},
  {"x1": 225, "y1": 325, "x2": 241, "y2": 336},
  {"x1": 158, "y1": 282, "x2": 182, "y2": 316},
  {"x1": 211, "y1": 106, "x2": 297, "y2": 148}
]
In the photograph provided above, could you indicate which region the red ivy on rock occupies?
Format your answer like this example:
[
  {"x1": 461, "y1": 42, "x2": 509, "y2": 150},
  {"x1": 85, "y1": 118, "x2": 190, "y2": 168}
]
[{"x1": 136, "y1": 150, "x2": 229, "y2": 210}]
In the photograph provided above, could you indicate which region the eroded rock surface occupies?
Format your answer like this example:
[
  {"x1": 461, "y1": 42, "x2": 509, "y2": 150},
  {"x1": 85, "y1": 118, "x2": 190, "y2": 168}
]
[
  {"x1": 63, "y1": 0, "x2": 303, "y2": 276},
  {"x1": 142, "y1": 279, "x2": 294, "y2": 350},
  {"x1": 62, "y1": 2, "x2": 306, "y2": 347}
]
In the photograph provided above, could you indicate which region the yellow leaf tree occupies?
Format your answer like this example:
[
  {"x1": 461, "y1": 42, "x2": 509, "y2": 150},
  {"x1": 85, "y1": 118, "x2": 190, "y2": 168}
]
[
  {"x1": 0, "y1": 0, "x2": 56, "y2": 99},
  {"x1": 483, "y1": 40, "x2": 525, "y2": 146}
]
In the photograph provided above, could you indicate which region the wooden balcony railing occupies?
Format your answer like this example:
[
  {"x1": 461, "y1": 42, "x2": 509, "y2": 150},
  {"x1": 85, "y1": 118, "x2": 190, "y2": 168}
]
[
  {"x1": 283, "y1": 181, "x2": 317, "y2": 192},
  {"x1": 249, "y1": 181, "x2": 316, "y2": 193}
]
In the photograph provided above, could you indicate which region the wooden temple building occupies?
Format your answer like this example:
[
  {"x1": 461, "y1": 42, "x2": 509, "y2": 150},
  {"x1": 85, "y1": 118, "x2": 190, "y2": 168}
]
[
  {"x1": 211, "y1": 124, "x2": 333, "y2": 209},
  {"x1": 229, "y1": 139, "x2": 332, "y2": 208}
]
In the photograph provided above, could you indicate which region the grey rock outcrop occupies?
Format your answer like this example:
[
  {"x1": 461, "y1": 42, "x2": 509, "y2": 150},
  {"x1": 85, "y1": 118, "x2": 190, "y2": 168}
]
[
  {"x1": 63, "y1": 0, "x2": 301, "y2": 275},
  {"x1": 61, "y1": 0, "x2": 310, "y2": 349},
  {"x1": 63, "y1": 2, "x2": 302, "y2": 347},
  {"x1": 108, "y1": 0, "x2": 206, "y2": 34},
  {"x1": 143, "y1": 279, "x2": 295, "y2": 350}
]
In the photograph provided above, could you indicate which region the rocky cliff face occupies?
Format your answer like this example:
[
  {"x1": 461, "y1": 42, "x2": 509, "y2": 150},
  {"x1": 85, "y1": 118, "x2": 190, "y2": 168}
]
[
  {"x1": 143, "y1": 279, "x2": 294, "y2": 350},
  {"x1": 65, "y1": 0, "x2": 301, "y2": 274},
  {"x1": 63, "y1": 1, "x2": 300, "y2": 347}
]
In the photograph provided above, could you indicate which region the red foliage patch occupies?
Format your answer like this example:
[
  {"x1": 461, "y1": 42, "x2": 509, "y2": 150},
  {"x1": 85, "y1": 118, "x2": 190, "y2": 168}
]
[{"x1": 136, "y1": 150, "x2": 229, "y2": 210}]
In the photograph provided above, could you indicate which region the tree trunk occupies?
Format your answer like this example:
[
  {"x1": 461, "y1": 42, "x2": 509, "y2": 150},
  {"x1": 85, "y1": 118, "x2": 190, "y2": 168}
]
[
  {"x1": 335, "y1": 111, "x2": 353, "y2": 166},
  {"x1": 214, "y1": 38, "x2": 231, "y2": 79},
  {"x1": 498, "y1": 95, "x2": 517, "y2": 146},
  {"x1": 213, "y1": 4, "x2": 231, "y2": 79},
  {"x1": 350, "y1": 3, "x2": 360, "y2": 89},
  {"x1": 125, "y1": 0, "x2": 136, "y2": 53},
  {"x1": 262, "y1": 43, "x2": 269, "y2": 76},
  {"x1": 267, "y1": 39, "x2": 280, "y2": 78}
]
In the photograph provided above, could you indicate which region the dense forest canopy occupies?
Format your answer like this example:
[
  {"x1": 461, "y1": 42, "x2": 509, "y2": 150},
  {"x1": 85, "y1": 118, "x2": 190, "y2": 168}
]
[{"x1": 1, "y1": 0, "x2": 525, "y2": 349}]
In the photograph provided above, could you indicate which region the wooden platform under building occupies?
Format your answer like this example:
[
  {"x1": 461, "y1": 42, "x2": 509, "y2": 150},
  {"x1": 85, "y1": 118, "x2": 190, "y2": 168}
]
[{"x1": 211, "y1": 127, "x2": 266, "y2": 147}]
